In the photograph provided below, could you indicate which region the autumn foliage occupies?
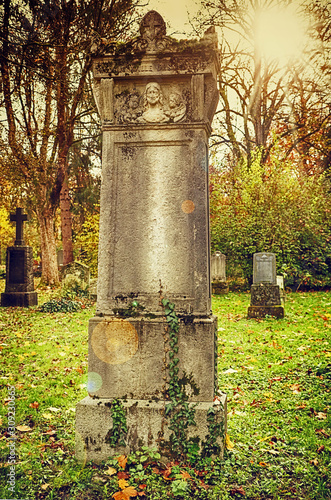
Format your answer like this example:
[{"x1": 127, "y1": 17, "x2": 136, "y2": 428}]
[{"x1": 210, "y1": 150, "x2": 331, "y2": 288}]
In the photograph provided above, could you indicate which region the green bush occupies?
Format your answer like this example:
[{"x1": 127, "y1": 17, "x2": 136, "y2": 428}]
[
  {"x1": 210, "y1": 150, "x2": 331, "y2": 289},
  {"x1": 74, "y1": 211, "x2": 99, "y2": 277},
  {"x1": 39, "y1": 297, "x2": 81, "y2": 313}
]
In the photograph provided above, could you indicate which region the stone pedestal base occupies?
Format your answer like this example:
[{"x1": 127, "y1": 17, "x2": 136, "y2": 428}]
[
  {"x1": 248, "y1": 305, "x2": 284, "y2": 319},
  {"x1": 87, "y1": 315, "x2": 218, "y2": 401},
  {"x1": 248, "y1": 283, "x2": 284, "y2": 318},
  {"x1": 75, "y1": 395, "x2": 227, "y2": 463},
  {"x1": 1, "y1": 292, "x2": 38, "y2": 307},
  {"x1": 212, "y1": 281, "x2": 229, "y2": 294}
]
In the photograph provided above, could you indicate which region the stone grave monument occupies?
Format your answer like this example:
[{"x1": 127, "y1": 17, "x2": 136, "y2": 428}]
[
  {"x1": 277, "y1": 275, "x2": 285, "y2": 305},
  {"x1": 1, "y1": 208, "x2": 38, "y2": 307},
  {"x1": 75, "y1": 11, "x2": 227, "y2": 462},
  {"x1": 247, "y1": 252, "x2": 284, "y2": 318},
  {"x1": 211, "y1": 251, "x2": 229, "y2": 294}
]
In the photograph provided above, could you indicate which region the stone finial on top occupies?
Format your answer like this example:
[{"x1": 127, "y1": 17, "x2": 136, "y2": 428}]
[
  {"x1": 136, "y1": 11, "x2": 170, "y2": 53},
  {"x1": 140, "y1": 11, "x2": 166, "y2": 40}
]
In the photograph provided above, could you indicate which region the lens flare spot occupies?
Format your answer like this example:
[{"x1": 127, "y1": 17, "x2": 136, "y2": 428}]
[
  {"x1": 87, "y1": 372, "x2": 103, "y2": 393},
  {"x1": 181, "y1": 200, "x2": 195, "y2": 214},
  {"x1": 91, "y1": 319, "x2": 138, "y2": 365}
]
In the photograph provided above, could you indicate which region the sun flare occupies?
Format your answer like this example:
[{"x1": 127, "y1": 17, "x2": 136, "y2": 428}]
[{"x1": 256, "y1": 4, "x2": 307, "y2": 63}]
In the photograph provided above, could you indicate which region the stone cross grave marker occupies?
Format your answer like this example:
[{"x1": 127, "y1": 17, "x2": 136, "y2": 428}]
[
  {"x1": 75, "y1": 10, "x2": 227, "y2": 463},
  {"x1": 248, "y1": 252, "x2": 284, "y2": 318},
  {"x1": 1, "y1": 208, "x2": 38, "y2": 307},
  {"x1": 10, "y1": 207, "x2": 28, "y2": 246}
]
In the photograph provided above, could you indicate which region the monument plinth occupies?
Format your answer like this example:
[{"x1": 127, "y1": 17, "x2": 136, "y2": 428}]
[
  {"x1": 1, "y1": 208, "x2": 38, "y2": 308},
  {"x1": 76, "y1": 11, "x2": 226, "y2": 462}
]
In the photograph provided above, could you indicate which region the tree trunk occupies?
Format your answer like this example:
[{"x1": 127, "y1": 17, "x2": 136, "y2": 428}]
[
  {"x1": 60, "y1": 172, "x2": 74, "y2": 266},
  {"x1": 37, "y1": 209, "x2": 59, "y2": 285}
]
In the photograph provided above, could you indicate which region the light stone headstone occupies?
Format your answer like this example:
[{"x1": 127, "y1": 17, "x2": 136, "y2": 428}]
[
  {"x1": 248, "y1": 253, "x2": 284, "y2": 319},
  {"x1": 253, "y1": 252, "x2": 276, "y2": 284},
  {"x1": 211, "y1": 252, "x2": 226, "y2": 282},
  {"x1": 75, "y1": 11, "x2": 226, "y2": 462},
  {"x1": 62, "y1": 260, "x2": 90, "y2": 286},
  {"x1": 277, "y1": 275, "x2": 285, "y2": 305},
  {"x1": 211, "y1": 252, "x2": 229, "y2": 294}
]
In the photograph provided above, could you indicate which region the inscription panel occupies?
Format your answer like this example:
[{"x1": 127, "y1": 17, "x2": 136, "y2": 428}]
[
  {"x1": 253, "y1": 253, "x2": 276, "y2": 284},
  {"x1": 9, "y1": 250, "x2": 25, "y2": 284}
]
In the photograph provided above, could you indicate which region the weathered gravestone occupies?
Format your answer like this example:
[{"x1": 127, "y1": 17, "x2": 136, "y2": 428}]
[
  {"x1": 57, "y1": 249, "x2": 64, "y2": 268},
  {"x1": 248, "y1": 252, "x2": 284, "y2": 318},
  {"x1": 277, "y1": 275, "x2": 286, "y2": 305},
  {"x1": 1, "y1": 208, "x2": 38, "y2": 307},
  {"x1": 75, "y1": 11, "x2": 227, "y2": 462},
  {"x1": 211, "y1": 252, "x2": 229, "y2": 294},
  {"x1": 61, "y1": 261, "x2": 90, "y2": 286}
]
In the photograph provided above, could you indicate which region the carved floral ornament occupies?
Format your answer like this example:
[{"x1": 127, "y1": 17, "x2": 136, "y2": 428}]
[{"x1": 115, "y1": 82, "x2": 187, "y2": 124}]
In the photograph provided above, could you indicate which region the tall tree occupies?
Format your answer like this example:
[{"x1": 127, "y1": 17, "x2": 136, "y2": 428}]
[
  {"x1": 194, "y1": 0, "x2": 331, "y2": 167},
  {"x1": 0, "y1": 0, "x2": 137, "y2": 284}
]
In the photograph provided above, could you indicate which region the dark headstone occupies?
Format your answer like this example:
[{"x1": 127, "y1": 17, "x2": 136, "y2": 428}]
[
  {"x1": 57, "y1": 249, "x2": 64, "y2": 267},
  {"x1": 1, "y1": 208, "x2": 37, "y2": 307}
]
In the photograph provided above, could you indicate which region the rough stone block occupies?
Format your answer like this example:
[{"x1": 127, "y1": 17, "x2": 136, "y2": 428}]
[
  {"x1": 87, "y1": 315, "x2": 218, "y2": 401},
  {"x1": 75, "y1": 395, "x2": 227, "y2": 463},
  {"x1": 250, "y1": 284, "x2": 282, "y2": 306},
  {"x1": 1, "y1": 292, "x2": 38, "y2": 307},
  {"x1": 247, "y1": 305, "x2": 284, "y2": 319},
  {"x1": 212, "y1": 281, "x2": 229, "y2": 295}
]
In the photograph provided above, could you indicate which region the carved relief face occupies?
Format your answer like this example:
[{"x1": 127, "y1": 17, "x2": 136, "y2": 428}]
[
  {"x1": 129, "y1": 95, "x2": 140, "y2": 109},
  {"x1": 169, "y1": 93, "x2": 181, "y2": 109},
  {"x1": 146, "y1": 84, "x2": 160, "y2": 105}
]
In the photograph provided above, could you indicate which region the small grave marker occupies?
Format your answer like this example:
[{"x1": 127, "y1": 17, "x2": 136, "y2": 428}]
[
  {"x1": 211, "y1": 252, "x2": 229, "y2": 294},
  {"x1": 1, "y1": 208, "x2": 38, "y2": 307},
  {"x1": 248, "y1": 252, "x2": 284, "y2": 318}
]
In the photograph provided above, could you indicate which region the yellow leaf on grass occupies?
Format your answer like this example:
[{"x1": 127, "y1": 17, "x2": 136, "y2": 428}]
[
  {"x1": 113, "y1": 486, "x2": 138, "y2": 500},
  {"x1": 225, "y1": 434, "x2": 234, "y2": 450},
  {"x1": 42, "y1": 413, "x2": 53, "y2": 419},
  {"x1": 16, "y1": 425, "x2": 32, "y2": 432},
  {"x1": 119, "y1": 479, "x2": 129, "y2": 489},
  {"x1": 290, "y1": 384, "x2": 301, "y2": 394},
  {"x1": 105, "y1": 467, "x2": 117, "y2": 476},
  {"x1": 316, "y1": 412, "x2": 327, "y2": 420},
  {"x1": 41, "y1": 484, "x2": 49, "y2": 490},
  {"x1": 117, "y1": 455, "x2": 128, "y2": 469}
]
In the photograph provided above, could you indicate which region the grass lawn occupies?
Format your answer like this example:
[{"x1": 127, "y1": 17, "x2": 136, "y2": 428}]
[{"x1": 0, "y1": 287, "x2": 330, "y2": 499}]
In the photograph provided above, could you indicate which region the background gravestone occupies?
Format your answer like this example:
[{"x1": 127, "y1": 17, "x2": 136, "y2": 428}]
[
  {"x1": 277, "y1": 275, "x2": 286, "y2": 305},
  {"x1": 75, "y1": 11, "x2": 227, "y2": 463},
  {"x1": 211, "y1": 251, "x2": 229, "y2": 294},
  {"x1": 1, "y1": 208, "x2": 38, "y2": 307},
  {"x1": 57, "y1": 249, "x2": 64, "y2": 268},
  {"x1": 248, "y1": 252, "x2": 284, "y2": 318},
  {"x1": 61, "y1": 261, "x2": 90, "y2": 286}
]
